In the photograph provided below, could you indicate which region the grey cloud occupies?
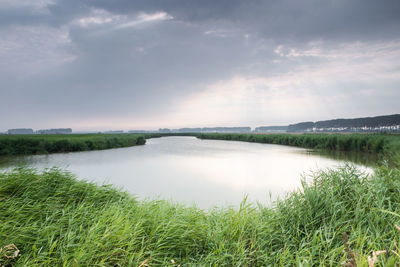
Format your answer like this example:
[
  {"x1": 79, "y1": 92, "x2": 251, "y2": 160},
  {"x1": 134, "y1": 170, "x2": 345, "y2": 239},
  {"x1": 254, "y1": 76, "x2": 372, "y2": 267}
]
[
  {"x1": 47, "y1": 0, "x2": 400, "y2": 41},
  {"x1": 5, "y1": 0, "x2": 400, "y2": 41},
  {"x1": 0, "y1": 0, "x2": 399, "y2": 130},
  {"x1": 1, "y1": 17, "x2": 254, "y2": 121}
]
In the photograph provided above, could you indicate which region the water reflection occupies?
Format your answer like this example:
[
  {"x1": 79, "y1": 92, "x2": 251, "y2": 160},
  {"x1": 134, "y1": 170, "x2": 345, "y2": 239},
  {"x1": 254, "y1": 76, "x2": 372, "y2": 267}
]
[
  {"x1": 305, "y1": 150, "x2": 380, "y2": 167},
  {"x1": 0, "y1": 137, "x2": 372, "y2": 209}
]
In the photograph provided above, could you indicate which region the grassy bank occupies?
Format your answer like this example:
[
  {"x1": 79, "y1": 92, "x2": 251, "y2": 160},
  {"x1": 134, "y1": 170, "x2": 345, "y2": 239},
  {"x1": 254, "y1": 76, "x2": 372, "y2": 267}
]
[
  {"x1": 1, "y1": 166, "x2": 400, "y2": 266},
  {"x1": 3, "y1": 132, "x2": 399, "y2": 160},
  {"x1": 198, "y1": 133, "x2": 400, "y2": 159},
  {"x1": 0, "y1": 134, "x2": 162, "y2": 156}
]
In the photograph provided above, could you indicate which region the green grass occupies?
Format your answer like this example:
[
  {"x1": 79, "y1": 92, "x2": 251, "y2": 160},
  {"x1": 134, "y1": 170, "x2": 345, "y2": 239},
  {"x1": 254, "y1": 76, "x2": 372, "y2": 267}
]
[
  {"x1": 197, "y1": 133, "x2": 400, "y2": 160},
  {"x1": 0, "y1": 134, "x2": 162, "y2": 156},
  {"x1": 1, "y1": 133, "x2": 400, "y2": 265},
  {"x1": 3, "y1": 132, "x2": 400, "y2": 161},
  {"x1": 1, "y1": 164, "x2": 400, "y2": 266}
]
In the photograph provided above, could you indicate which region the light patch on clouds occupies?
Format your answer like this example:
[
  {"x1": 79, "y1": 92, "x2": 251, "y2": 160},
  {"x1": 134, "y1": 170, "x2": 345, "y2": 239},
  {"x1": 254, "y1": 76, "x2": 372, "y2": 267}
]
[
  {"x1": 138, "y1": 11, "x2": 173, "y2": 22},
  {"x1": 275, "y1": 39, "x2": 400, "y2": 61},
  {"x1": 270, "y1": 40, "x2": 400, "y2": 83},
  {"x1": 167, "y1": 76, "x2": 322, "y2": 127},
  {"x1": 204, "y1": 29, "x2": 235, "y2": 38},
  {"x1": 75, "y1": 9, "x2": 125, "y2": 28},
  {"x1": 165, "y1": 40, "x2": 400, "y2": 127},
  {"x1": 115, "y1": 11, "x2": 173, "y2": 29},
  {"x1": 73, "y1": 10, "x2": 173, "y2": 36}
]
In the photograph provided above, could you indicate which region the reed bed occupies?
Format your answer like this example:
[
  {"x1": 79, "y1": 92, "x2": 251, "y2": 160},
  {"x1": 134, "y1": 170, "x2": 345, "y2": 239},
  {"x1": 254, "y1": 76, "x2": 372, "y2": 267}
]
[
  {"x1": 0, "y1": 134, "x2": 162, "y2": 156},
  {"x1": 1, "y1": 163, "x2": 400, "y2": 266},
  {"x1": 197, "y1": 133, "x2": 400, "y2": 162}
]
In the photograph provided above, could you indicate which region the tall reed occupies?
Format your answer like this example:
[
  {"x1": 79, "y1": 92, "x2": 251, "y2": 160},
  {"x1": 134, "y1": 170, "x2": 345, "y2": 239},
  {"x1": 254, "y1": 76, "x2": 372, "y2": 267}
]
[
  {"x1": 0, "y1": 134, "x2": 161, "y2": 156},
  {"x1": 1, "y1": 164, "x2": 400, "y2": 265}
]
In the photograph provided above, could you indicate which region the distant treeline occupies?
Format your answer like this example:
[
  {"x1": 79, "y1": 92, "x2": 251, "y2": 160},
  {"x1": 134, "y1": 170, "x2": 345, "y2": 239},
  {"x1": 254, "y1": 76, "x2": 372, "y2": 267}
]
[
  {"x1": 254, "y1": 126, "x2": 287, "y2": 132},
  {"x1": 6, "y1": 128, "x2": 72, "y2": 135},
  {"x1": 197, "y1": 133, "x2": 400, "y2": 156},
  {"x1": 158, "y1": 127, "x2": 251, "y2": 133},
  {"x1": 0, "y1": 134, "x2": 160, "y2": 156},
  {"x1": 288, "y1": 114, "x2": 400, "y2": 132},
  {"x1": 3, "y1": 131, "x2": 400, "y2": 159}
]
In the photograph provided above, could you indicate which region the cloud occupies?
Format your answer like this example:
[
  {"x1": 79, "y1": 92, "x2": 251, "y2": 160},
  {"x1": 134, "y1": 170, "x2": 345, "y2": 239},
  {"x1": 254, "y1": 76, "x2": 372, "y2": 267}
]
[
  {"x1": 0, "y1": 25, "x2": 75, "y2": 75},
  {"x1": 114, "y1": 11, "x2": 173, "y2": 29},
  {"x1": 0, "y1": 0, "x2": 399, "y2": 131},
  {"x1": 0, "y1": 0, "x2": 54, "y2": 10},
  {"x1": 71, "y1": 9, "x2": 173, "y2": 33},
  {"x1": 75, "y1": 8, "x2": 123, "y2": 27},
  {"x1": 165, "y1": 40, "x2": 400, "y2": 127}
]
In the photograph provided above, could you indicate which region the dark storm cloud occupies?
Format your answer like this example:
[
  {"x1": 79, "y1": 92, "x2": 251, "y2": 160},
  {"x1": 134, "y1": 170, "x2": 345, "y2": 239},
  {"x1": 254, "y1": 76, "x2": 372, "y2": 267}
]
[
  {"x1": 0, "y1": 9, "x2": 253, "y2": 121},
  {"x1": 4, "y1": 0, "x2": 400, "y2": 40},
  {"x1": 0, "y1": 0, "x2": 399, "y2": 130},
  {"x1": 50, "y1": 0, "x2": 400, "y2": 40}
]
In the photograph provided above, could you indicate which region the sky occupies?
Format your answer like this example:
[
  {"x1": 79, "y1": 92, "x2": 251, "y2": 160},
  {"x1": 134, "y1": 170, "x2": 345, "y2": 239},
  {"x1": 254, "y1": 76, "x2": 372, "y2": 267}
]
[{"x1": 1, "y1": 0, "x2": 400, "y2": 131}]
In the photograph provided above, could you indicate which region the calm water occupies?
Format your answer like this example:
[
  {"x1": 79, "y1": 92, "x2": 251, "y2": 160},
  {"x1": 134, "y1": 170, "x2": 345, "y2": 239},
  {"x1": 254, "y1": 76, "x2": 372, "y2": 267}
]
[{"x1": 0, "y1": 137, "x2": 372, "y2": 209}]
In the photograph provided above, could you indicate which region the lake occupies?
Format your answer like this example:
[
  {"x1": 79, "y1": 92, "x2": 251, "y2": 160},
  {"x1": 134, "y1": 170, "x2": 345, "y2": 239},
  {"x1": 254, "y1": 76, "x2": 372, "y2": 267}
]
[{"x1": 0, "y1": 136, "x2": 372, "y2": 209}]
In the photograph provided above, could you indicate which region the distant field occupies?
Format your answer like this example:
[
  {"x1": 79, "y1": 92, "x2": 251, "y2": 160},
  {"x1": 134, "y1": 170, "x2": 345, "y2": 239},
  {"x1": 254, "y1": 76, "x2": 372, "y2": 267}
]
[{"x1": 0, "y1": 134, "x2": 160, "y2": 156}]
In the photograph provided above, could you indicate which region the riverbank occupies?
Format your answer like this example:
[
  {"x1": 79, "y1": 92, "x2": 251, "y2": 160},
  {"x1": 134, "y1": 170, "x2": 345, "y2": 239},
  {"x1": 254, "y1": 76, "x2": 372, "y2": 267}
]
[
  {"x1": 197, "y1": 133, "x2": 400, "y2": 161},
  {"x1": 1, "y1": 164, "x2": 400, "y2": 266},
  {"x1": 0, "y1": 134, "x2": 162, "y2": 156},
  {"x1": 3, "y1": 132, "x2": 399, "y2": 160}
]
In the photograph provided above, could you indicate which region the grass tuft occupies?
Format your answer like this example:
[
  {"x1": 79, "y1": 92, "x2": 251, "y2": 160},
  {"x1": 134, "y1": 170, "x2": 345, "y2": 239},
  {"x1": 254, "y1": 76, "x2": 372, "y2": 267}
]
[{"x1": 1, "y1": 162, "x2": 400, "y2": 265}]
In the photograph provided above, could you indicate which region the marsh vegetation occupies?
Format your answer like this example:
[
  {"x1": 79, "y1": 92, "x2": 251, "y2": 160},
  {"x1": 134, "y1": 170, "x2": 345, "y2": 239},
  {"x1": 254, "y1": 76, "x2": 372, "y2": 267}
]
[
  {"x1": 1, "y1": 163, "x2": 400, "y2": 265},
  {"x1": 0, "y1": 134, "x2": 161, "y2": 156},
  {"x1": 198, "y1": 133, "x2": 400, "y2": 162},
  {"x1": 1, "y1": 133, "x2": 400, "y2": 265}
]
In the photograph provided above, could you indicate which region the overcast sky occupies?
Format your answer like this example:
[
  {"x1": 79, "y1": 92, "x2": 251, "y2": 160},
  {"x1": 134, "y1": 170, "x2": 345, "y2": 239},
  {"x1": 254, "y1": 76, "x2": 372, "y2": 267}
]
[{"x1": 1, "y1": 0, "x2": 399, "y2": 131}]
